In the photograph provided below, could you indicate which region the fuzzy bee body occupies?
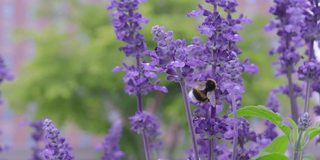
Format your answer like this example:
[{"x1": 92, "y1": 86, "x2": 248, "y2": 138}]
[{"x1": 188, "y1": 79, "x2": 217, "y2": 103}]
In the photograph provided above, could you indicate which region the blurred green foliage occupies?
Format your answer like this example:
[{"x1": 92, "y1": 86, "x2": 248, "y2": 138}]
[{"x1": 4, "y1": 0, "x2": 285, "y2": 159}]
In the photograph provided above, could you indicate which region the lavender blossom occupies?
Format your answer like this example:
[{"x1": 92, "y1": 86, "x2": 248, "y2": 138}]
[
  {"x1": 298, "y1": 112, "x2": 312, "y2": 131},
  {"x1": 0, "y1": 131, "x2": 9, "y2": 154},
  {"x1": 0, "y1": 56, "x2": 13, "y2": 104},
  {"x1": 129, "y1": 111, "x2": 162, "y2": 150},
  {"x1": 297, "y1": 60, "x2": 320, "y2": 81},
  {"x1": 100, "y1": 121, "x2": 124, "y2": 160},
  {"x1": 42, "y1": 118, "x2": 73, "y2": 160},
  {"x1": 108, "y1": 1, "x2": 165, "y2": 159},
  {"x1": 263, "y1": 91, "x2": 280, "y2": 140},
  {"x1": 108, "y1": 0, "x2": 166, "y2": 97},
  {"x1": 266, "y1": 0, "x2": 308, "y2": 122},
  {"x1": 30, "y1": 120, "x2": 44, "y2": 160},
  {"x1": 151, "y1": 25, "x2": 200, "y2": 159},
  {"x1": 314, "y1": 105, "x2": 320, "y2": 116},
  {"x1": 185, "y1": 0, "x2": 258, "y2": 159},
  {"x1": 0, "y1": 57, "x2": 13, "y2": 83}
]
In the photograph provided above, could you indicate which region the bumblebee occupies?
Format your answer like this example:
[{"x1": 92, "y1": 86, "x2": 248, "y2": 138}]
[{"x1": 188, "y1": 79, "x2": 217, "y2": 103}]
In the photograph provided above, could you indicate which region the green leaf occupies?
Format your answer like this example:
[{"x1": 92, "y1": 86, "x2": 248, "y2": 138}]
[
  {"x1": 288, "y1": 118, "x2": 298, "y2": 142},
  {"x1": 231, "y1": 105, "x2": 290, "y2": 137},
  {"x1": 306, "y1": 127, "x2": 320, "y2": 140},
  {"x1": 256, "y1": 153, "x2": 289, "y2": 160},
  {"x1": 263, "y1": 135, "x2": 289, "y2": 154},
  {"x1": 232, "y1": 105, "x2": 282, "y2": 123}
]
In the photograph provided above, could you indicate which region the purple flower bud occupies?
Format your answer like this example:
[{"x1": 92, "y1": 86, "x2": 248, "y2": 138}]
[
  {"x1": 129, "y1": 112, "x2": 162, "y2": 150},
  {"x1": 298, "y1": 112, "x2": 312, "y2": 131},
  {"x1": 30, "y1": 120, "x2": 44, "y2": 160},
  {"x1": 297, "y1": 60, "x2": 320, "y2": 81},
  {"x1": 100, "y1": 121, "x2": 125, "y2": 160}
]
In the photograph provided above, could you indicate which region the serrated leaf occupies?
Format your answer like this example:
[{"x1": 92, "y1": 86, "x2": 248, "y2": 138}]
[
  {"x1": 231, "y1": 106, "x2": 290, "y2": 137},
  {"x1": 256, "y1": 153, "x2": 289, "y2": 160},
  {"x1": 263, "y1": 135, "x2": 289, "y2": 154}
]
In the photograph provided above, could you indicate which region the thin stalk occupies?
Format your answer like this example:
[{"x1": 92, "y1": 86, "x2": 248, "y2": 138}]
[
  {"x1": 303, "y1": 80, "x2": 311, "y2": 113},
  {"x1": 142, "y1": 132, "x2": 151, "y2": 160},
  {"x1": 136, "y1": 95, "x2": 151, "y2": 160},
  {"x1": 293, "y1": 130, "x2": 303, "y2": 160},
  {"x1": 231, "y1": 94, "x2": 238, "y2": 160},
  {"x1": 179, "y1": 81, "x2": 200, "y2": 160},
  {"x1": 208, "y1": 138, "x2": 214, "y2": 160},
  {"x1": 208, "y1": 91, "x2": 216, "y2": 160},
  {"x1": 286, "y1": 67, "x2": 299, "y2": 122},
  {"x1": 136, "y1": 54, "x2": 151, "y2": 160}
]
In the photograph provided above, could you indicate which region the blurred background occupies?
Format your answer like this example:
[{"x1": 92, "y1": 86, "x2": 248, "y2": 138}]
[{"x1": 0, "y1": 0, "x2": 302, "y2": 159}]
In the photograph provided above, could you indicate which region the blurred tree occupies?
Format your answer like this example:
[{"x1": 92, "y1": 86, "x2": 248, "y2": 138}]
[{"x1": 4, "y1": 0, "x2": 284, "y2": 159}]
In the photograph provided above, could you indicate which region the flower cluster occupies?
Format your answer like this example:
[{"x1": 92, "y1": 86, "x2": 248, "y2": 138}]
[
  {"x1": 267, "y1": 0, "x2": 320, "y2": 158},
  {"x1": 0, "y1": 56, "x2": 12, "y2": 155},
  {"x1": 0, "y1": 57, "x2": 13, "y2": 83},
  {"x1": 266, "y1": 0, "x2": 307, "y2": 75},
  {"x1": 266, "y1": 0, "x2": 311, "y2": 122},
  {"x1": 183, "y1": 0, "x2": 259, "y2": 158},
  {"x1": 151, "y1": 25, "x2": 194, "y2": 82},
  {"x1": 108, "y1": 0, "x2": 166, "y2": 96},
  {"x1": 0, "y1": 57, "x2": 13, "y2": 104},
  {"x1": 30, "y1": 120, "x2": 44, "y2": 160},
  {"x1": 42, "y1": 118, "x2": 73, "y2": 160},
  {"x1": 129, "y1": 111, "x2": 161, "y2": 150},
  {"x1": 100, "y1": 121, "x2": 125, "y2": 160},
  {"x1": 297, "y1": 60, "x2": 320, "y2": 81},
  {"x1": 298, "y1": 112, "x2": 312, "y2": 131},
  {"x1": 108, "y1": 1, "x2": 164, "y2": 159}
]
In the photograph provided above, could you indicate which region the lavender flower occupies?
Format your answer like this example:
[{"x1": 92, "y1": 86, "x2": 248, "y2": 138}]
[
  {"x1": 185, "y1": 0, "x2": 258, "y2": 159},
  {"x1": 0, "y1": 57, "x2": 13, "y2": 83},
  {"x1": 30, "y1": 120, "x2": 44, "y2": 160},
  {"x1": 0, "y1": 131, "x2": 9, "y2": 154},
  {"x1": 297, "y1": 60, "x2": 320, "y2": 81},
  {"x1": 109, "y1": 1, "x2": 165, "y2": 159},
  {"x1": 266, "y1": 0, "x2": 308, "y2": 122},
  {"x1": 129, "y1": 111, "x2": 162, "y2": 150},
  {"x1": 0, "y1": 56, "x2": 13, "y2": 104},
  {"x1": 314, "y1": 105, "x2": 320, "y2": 116},
  {"x1": 108, "y1": 0, "x2": 166, "y2": 97},
  {"x1": 298, "y1": 112, "x2": 312, "y2": 131},
  {"x1": 100, "y1": 121, "x2": 124, "y2": 160},
  {"x1": 42, "y1": 118, "x2": 73, "y2": 160},
  {"x1": 151, "y1": 25, "x2": 193, "y2": 82}
]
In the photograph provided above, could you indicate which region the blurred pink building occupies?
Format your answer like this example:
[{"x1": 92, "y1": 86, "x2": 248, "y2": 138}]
[{"x1": 0, "y1": 0, "x2": 104, "y2": 159}]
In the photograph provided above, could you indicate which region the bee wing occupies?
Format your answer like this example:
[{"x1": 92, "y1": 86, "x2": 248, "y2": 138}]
[{"x1": 207, "y1": 91, "x2": 216, "y2": 107}]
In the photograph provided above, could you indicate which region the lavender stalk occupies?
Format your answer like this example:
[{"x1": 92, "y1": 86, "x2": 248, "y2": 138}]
[
  {"x1": 180, "y1": 81, "x2": 200, "y2": 160},
  {"x1": 108, "y1": 1, "x2": 167, "y2": 159},
  {"x1": 231, "y1": 94, "x2": 238, "y2": 160},
  {"x1": 266, "y1": 0, "x2": 307, "y2": 122}
]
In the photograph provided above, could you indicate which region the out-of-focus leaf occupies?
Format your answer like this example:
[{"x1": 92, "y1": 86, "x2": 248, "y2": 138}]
[
  {"x1": 231, "y1": 106, "x2": 290, "y2": 137},
  {"x1": 263, "y1": 135, "x2": 289, "y2": 154},
  {"x1": 256, "y1": 153, "x2": 289, "y2": 160}
]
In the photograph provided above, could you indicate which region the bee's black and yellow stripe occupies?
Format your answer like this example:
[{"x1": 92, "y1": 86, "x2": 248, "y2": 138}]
[{"x1": 192, "y1": 88, "x2": 208, "y2": 102}]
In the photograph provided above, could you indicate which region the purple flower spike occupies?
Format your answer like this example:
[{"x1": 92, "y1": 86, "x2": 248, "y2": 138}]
[
  {"x1": 297, "y1": 60, "x2": 320, "y2": 81},
  {"x1": 42, "y1": 118, "x2": 73, "y2": 160},
  {"x1": 100, "y1": 121, "x2": 125, "y2": 160},
  {"x1": 129, "y1": 112, "x2": 162, "y2": 150},
  {"x1": 0, "y1": 57, "x2": 13, "y2": 82},
  {"x1": 30, "y1": 120, "x2": 44, "y2": 160},
  {"x1": 109, "y1": 0, "x2": 167, "y2": 96}
]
